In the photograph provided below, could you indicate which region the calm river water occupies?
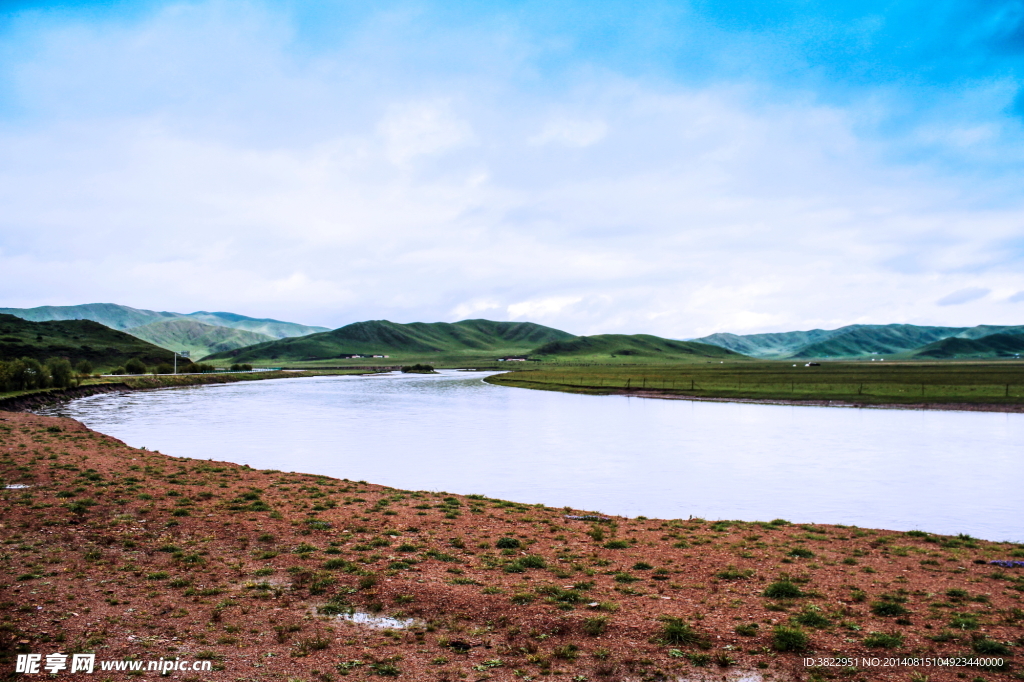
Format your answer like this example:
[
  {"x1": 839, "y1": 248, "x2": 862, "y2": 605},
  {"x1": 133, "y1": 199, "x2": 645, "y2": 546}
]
[{"x1": 40, "y1": 371, "x2": 1024, "y2": 542}]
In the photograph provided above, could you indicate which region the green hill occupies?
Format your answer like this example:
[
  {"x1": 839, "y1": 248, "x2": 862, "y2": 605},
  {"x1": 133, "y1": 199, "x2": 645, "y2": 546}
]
[
  {"x1": 911, "y1": 333, "x2": 1024, "y2": 359},
  {"x1": 0, "y1": 303, "x2": 328, "y2": 339},
  {"x1": 694, "y1": 330, "x2": 836, "y2": 358},
  {"x1": 204, "y1": 319, "x2": 577, "y2": 363},
  {"x1": 0, "y1": 313, "x2": 171, "y2": 370},
  {"x1": 696, "y1": 323, "x2": 1024, "y2": 359},
  {"x1": 0, "y1": 303, "x2": 176, "y2": 330},
  {"x1": 177, "y1": 311, "x2": 328, "y2": 339},
  {"x1": 790, "y1": 324, "x2": 964, "y2": 359},
  {"x1": 128, "y1": 319, "x2": 275, "y2": 360},
  {"x1": 530, "y1": 334, "x2": 743, "y2": 360}
]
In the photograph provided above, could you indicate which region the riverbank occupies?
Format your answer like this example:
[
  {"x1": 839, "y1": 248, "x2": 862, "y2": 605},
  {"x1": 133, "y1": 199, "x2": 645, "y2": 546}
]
[
  {"x1": 0, "y1": 369, "x2": 374, "y2": 412},
  {"x1": 1, "y1": 412, "x2": 1020, "y2": 681},
  {"x1": 490, "y1": 378, "x2": 1024, "y2": 414},
  {"x1": 487, "y1": 363, "x2": 1024, "y2": 413}
]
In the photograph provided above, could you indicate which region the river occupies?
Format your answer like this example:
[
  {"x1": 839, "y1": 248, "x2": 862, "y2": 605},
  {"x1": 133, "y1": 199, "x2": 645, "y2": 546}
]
[{"x1": 40, "y1": 371, "x2": 1024, "y2": 542}]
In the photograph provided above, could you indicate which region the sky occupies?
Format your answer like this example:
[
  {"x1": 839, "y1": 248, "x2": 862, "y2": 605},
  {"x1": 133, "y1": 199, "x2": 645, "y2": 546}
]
[{"x1": 2, "y1": 0, "x2": 1024, "y2": 337}]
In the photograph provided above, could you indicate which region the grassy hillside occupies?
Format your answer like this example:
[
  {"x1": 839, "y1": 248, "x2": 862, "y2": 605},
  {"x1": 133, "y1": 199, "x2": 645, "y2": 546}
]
[
  {"x1": 791, "y1": 324, "x2": 961, "y2": 358},
  {"x1": 178, "y1": 311, "x2": 328, "y2": 338},
  {"x1": 0, "y1": 313, "x2": 171, "y2": 370},
  {"x1": 204, "y1": 319, "x2": 577, "y2": 364},
  {"x1": 911, "y1": 332, "x2": 1024, "y2": 359},
  {"x1": 127, "y1": 319, "x2": 275, "y2": 359},
  {"x1": 693, "y1": 329, "x2": 836, "y2": 358},
  {"x1": 531, "y1": 334, "x2": 743, "y2": 361},
  {"x1": 0, "y1": 303, "x2": 328, "y2": 339},
  {"x1": 697, "y1": 323, "x2": 1024, "y2": 359}
]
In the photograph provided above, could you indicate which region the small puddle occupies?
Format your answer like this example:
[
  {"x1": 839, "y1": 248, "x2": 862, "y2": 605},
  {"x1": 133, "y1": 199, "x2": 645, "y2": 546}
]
[{"x1": 336, "y1": 611, "x2": 420, "y2": 629}]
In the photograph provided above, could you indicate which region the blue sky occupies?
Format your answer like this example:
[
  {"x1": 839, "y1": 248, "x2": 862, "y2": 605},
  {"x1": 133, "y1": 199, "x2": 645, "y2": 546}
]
[{"x1": 2, "y1": 0, "x2": 1024, "y2": 336}]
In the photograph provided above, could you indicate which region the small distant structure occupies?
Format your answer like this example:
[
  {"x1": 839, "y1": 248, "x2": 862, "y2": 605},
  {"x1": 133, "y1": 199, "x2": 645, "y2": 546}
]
[
  {"x1": 372, "y1": 355, "x2": 389, "y2": 358},
  {"x1": 804, "y1": 362, "x2": 821, "y2": 367},
  {"x1": 497, "y1": 356, "x2": 528, "y2": 362}
]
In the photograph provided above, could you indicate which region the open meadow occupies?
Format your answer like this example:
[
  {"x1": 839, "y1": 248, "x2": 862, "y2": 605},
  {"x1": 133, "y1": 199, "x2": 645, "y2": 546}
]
[{"x1": 486, "y1": 361, "x2": 1024, "y2": 408}]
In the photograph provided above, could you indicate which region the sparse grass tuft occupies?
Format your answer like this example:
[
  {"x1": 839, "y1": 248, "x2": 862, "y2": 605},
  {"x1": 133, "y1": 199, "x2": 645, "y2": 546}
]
[
  {"x1": 863, "y1": 631, "x2": 904, "y2": 649},
  {"x1": 763, "y1": 580, "x2": 803, "y2": 599},
  {"x1": 656, "y1": 617, "x2": 708, "y2": 648},
  {"x1": 771, "y1": 625, "x2": 809, "y2": 652}
]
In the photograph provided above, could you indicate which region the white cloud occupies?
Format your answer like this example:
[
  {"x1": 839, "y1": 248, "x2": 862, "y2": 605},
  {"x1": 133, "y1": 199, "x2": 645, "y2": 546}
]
[
  {"x1": 507, "y1": 296, "x2": 584, "y2": 320},
  {"x1": 529, "y1": 118, "x2": 608, "y2": 147},
  {"x1": 2, "y1": 1, "x2": 1024, "y2": 337},
  {"x1": 449, "y1": 298, "x2": 502, "y2": 319},
  {"x1": 378, "y1": 100, "x2": 475, "y2": 166},
  {"x1": 937, "y1": 287, "x2": 991, "y2": 306}
]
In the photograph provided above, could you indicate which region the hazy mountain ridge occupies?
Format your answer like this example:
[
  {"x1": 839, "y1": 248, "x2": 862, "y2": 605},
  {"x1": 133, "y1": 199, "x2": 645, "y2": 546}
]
[
  {"x1": 695, "y1": 329, "x2": 838, "y2": 358},
  {"x1": 203, "y1": 319, "x2": 578, "y2": 362},
  {"x1": 0, "y1": 303, "x2": 177, "y2": 331},
  {"x1": 0, "y1": 303, "x2": 328, "y2": 356},
  {"x1": 127, "y1": 320, "x2": 276, "y2": 359},
  {"x1": 179, "y1": 311, "x2": 328, "y2": 339},
  {"x1": 696, "y1": 323, "x2": 1024, "y2": 359}
]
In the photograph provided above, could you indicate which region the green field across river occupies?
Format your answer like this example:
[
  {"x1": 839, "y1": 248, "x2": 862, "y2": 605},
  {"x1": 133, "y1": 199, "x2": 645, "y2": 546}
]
[{"x1": 485, "y1": 361, "x2": 1024, "y2": 406}]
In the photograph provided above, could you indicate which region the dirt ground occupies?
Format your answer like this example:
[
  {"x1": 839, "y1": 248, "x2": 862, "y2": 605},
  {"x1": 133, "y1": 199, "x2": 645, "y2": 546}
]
[{"x1": 1, "y1": 410, "x2": 1021, "y2": 681}]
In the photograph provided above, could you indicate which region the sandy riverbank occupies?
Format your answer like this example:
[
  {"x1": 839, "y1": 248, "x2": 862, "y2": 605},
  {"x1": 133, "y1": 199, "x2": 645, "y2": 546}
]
[{"x1": 1, "y1": 411, "x2": 1020, "y2": 681}]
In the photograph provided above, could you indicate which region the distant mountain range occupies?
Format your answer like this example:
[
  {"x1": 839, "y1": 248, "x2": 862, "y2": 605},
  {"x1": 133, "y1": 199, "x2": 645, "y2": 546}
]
[
  {"x1": 0, "y1": 303, "x2": 328, "y2": 358},
  {"x1": 695, "y1": 323, "x2": 1024, "y2": 359},
  {"x1": 5, "y1": 302, "x2": 1021, "y2": 364}
]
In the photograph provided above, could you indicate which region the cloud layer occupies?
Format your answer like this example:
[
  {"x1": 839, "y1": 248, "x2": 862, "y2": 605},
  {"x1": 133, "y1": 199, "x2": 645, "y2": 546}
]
[{"x1": 2, "y1": 0, "x2": 1024, "y2": 336}]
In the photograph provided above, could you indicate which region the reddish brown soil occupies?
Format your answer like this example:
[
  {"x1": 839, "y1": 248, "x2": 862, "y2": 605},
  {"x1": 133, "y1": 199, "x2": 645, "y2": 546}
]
[{"x1": 1, "y1": 411, "x2": 1021, "y2": 681}]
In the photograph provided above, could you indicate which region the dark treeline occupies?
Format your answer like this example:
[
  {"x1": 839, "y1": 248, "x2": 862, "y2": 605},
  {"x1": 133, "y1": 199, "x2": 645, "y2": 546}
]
[
  {"x1": 106, "y1": 360, "x2": 252, "y2": 375},
  {"x1": 1, "y1": 355, "x2": 255, "y2": 392},
  {"x1": 0, "y1": 357, "x2": 92, "y2": 392}
]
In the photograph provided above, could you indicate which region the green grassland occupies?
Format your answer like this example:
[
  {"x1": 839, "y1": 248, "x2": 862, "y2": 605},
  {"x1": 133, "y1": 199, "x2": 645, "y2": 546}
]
[
  {"x1": 0, "y1": 313, "x2": 170, "y2": 370},
  {"x1": 486, "y1": 361, "x2": 1024, "y2": 406}
]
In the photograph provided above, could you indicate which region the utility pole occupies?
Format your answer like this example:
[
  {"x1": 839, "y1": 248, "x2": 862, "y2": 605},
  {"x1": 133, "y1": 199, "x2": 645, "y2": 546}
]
[{"x1": 173, "y1": 350, "x2": 190, "y2": 374}]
